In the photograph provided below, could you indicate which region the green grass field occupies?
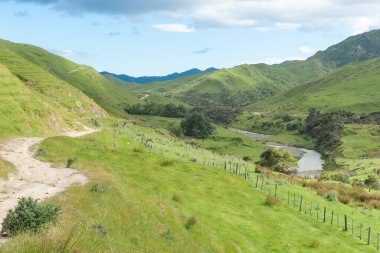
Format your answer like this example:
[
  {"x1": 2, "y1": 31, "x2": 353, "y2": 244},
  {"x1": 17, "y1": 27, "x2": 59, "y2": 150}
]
[{"x1": 1, "y1": 123, "x2": 379, "y2": 252}]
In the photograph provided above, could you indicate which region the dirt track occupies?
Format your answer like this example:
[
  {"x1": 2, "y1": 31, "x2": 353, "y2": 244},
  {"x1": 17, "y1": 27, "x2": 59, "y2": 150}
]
[{"x1": 0, "y1": 127, "x2": 99, "y2": 242}]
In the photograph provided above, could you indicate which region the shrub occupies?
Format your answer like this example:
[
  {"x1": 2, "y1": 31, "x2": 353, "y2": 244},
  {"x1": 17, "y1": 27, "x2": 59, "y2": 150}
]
[
  {"x1": 172, "y1": 193, "x2": 181, "y2": 202},
  {"x1": 132, "y1": 146, "x2": 144, "y2": 153},
  {"x1": 308, "y1": 239, "x2": 321, "y2": 248},
  {"x1": 264, "y1": 195, "x2": 281, "y2": 207},
  {"x1": 330, "y1": 173, "x2": 349, "y2": 184},
  {"x1": 66, "y1": 157, "x2": 77, "y2": 168},
  {"x1": 338, "y1": 194, "x2": 350, "y2": 204},
  {"x1": 161, "y1": 229, "x2": 175, "y2": 240},
  {"x1": 258, "y1": 148, "x2": 297, "y2": 174},
  {"x1": 93, "y1": 223, "x2": 108, "y2": 237},
  {"x1": 1, "y1": 197, "x2": 60, "y2": 236},
  {"x1": 91, "y1": 183, "x2": 108, "y2": 193},
  {"x1": 180, "y1": 113, "x2": 214, "y2": 139},
  {"x1": 160, "y1": 158, "x2": 176, "y2": 167},
  {"x1": 185, "y1": 216, "x2": 197, "y2": 229},
  {"x1": 35, "y1": 148, "x2": 46, "y2": 157},
  {"x1": 364, "y1": 175, "x2": 379, "y2": 190},
  {"x1": 324, "y1": 190, "x2": 338, "y2": 201}
]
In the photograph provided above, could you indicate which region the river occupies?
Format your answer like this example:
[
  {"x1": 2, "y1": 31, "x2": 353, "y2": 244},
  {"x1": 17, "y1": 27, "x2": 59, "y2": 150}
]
[{"x1": 230, "y1": 128, "x2": 324, "y2": 176}]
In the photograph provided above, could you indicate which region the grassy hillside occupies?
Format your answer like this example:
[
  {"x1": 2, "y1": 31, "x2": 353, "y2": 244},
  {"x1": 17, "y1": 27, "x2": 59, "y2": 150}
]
[
  {"x1": 119, "y1": 30, "x2": 380, "y2": 107},
  {"x1": 251, "y1": 57, "x2": 380, "y2": 115},
  {"x1": 0, "y1": 59, "x2": 105, "y2": 139},
  {"x1": 1, "y1": 123, "x2": 379, "y2": 252},
  {"x1": 0, "y1": 40, "x2": 140, "y2": 116},
  {"x1": 311, "y1": 29, "x2": 380, "y2": 69},
  {"x1": 121, "y1": 60, "x2": 329, "y2": 106}
]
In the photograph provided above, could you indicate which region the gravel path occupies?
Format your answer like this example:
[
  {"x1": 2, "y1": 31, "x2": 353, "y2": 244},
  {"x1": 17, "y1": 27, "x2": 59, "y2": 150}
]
[{"x1": 0, "y1": 127, "x2": 99, "y2": 243}]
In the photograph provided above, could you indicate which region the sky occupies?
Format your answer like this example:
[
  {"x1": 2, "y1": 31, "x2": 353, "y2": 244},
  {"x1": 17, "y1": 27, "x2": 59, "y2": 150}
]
[{"x1": 1, "y1": 0, "x2": 380, "y2": 76}]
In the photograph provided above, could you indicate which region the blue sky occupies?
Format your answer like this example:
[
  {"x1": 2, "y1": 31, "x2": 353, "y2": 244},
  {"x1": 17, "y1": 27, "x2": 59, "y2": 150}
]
[{"x1": 1, "y1": 0, "x2": 380, "y2": 76}]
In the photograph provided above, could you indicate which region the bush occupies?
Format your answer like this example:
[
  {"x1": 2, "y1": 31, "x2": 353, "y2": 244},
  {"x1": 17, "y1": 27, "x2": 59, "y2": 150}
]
[
  {"x1": 160, "y1": 158, "x2": 176, "y2": 167},
  {"x1": 93, "y1": 223, "x2": 108, "y2": 237},
  {"x1": 172, "y1": 194, "x2": 181, "y2": 202},
  {"x1": 185, "y1": 216, "x2": 197, "y2": 229},
  {"x1": 180, "y1": 113, "x2": 214, "y2": 139},
  {"x1": 91, "y1": 183, "x2": 108, "y2": 193},
  {"x1": 324, "y1": 190, "x2": 338, "y2": 201},
  {"x1": 66, "y1": 157, "x2": 77, "y2": 168},
  {"x1": 264, "y1": 195, "x2": 281, "y2": 207},
  {"x1": 338, "y1": 194, "x2": 350, "y2": 204},
  {"x1": 1, "y1": 197, "x2": 60, "y2": 236},
  {"x1": 308, "y1": 239, "x2": 321, "y2": 248},
  {"x1": 258, "y1": 148, "x2": 297, "y2": 174}
]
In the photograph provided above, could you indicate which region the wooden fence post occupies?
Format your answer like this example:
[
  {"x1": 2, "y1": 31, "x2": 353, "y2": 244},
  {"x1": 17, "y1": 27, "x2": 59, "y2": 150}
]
[
  {"x1": 344, "y1": 215, "x2": 348, "y2": 232},
  {"x1": 368, "y1": 227, "x2": 372, "y2": 245},
  {"x1": 275, "y1": 184, "x2": 278, "y2": 198},
  {"x1": 377, "y1": 232, "x2": 379, "y2": 250},
  {"x1": 323, "y1": 207, "x2": 327, "y2": 223},
  {"x1": 331, "y1": 211, "x2": 334, "y2": 226},
  {"x1": 261, "y1": 178, "x2": 264, "y2": 191},
  {"x1": 224, "y1": 161, "x2": 227, "y2": 171},
  {"x1": 299, "y1": 196, "x2": 303, "y2": 212},
  {"x1": 256, "y1": 175, "x2": 259, "y2": 188}
]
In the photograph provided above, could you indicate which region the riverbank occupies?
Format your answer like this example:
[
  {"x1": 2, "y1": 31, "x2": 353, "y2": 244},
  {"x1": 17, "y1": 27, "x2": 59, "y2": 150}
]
[{"x1": 230, "y1": 128, "x2": 324, "y2": 176}]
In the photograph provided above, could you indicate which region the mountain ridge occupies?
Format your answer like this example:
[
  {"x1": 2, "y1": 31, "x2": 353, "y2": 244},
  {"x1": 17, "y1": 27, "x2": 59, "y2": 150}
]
[{"x1": 101, "y1": 67, "x2": 218, "y2": 84}]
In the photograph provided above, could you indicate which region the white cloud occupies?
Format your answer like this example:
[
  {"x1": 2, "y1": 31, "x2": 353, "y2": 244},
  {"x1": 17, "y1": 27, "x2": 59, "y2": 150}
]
[
  {"x1": 298, "y1": 46, "x2": 313, "y2": 54},
  {"x1": 13, "y1": 0, "x2": 380, "y2": 34},
  {"x1": 349, "y1": 16, "x2": 379, "y2": 35},
  {"x1": 153, "y1": 23, "x2": 194, "y2": 32}
]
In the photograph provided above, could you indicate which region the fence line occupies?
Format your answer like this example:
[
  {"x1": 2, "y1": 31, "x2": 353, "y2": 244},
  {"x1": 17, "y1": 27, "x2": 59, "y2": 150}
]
[{"x1": 133, "y1": 131, "x2": 379, "y2": 251}]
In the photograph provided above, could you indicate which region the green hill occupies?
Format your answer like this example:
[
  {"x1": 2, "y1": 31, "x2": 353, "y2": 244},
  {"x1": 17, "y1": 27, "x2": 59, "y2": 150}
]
[
  {"x1": 252, "y1": 56, "x2": 380, "y2": 114},
  {"x1": 0, "y1": 46, "x2": 106, "y2": 139},
  {"x1": 0, "y1": 40, "x2": 140, "y2": 116},
  {"x1": 1, "y1": 122, "x2": 378, "y2": 252},
  {"x1": 120, "y1": 60, "x2": 329, "y2": 106},
  {"x1": 119, "y1": 29, "x2": 380, "y2": 107}
]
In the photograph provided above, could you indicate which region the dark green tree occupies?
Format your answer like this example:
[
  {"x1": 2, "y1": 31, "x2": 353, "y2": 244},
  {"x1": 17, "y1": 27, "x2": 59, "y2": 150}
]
[
  {"x1": 257, "y1": 148, "x2": 297, "y2": 174},
  {"x1": 180, "y1": 113, "x2": 214, "y2": 139}
]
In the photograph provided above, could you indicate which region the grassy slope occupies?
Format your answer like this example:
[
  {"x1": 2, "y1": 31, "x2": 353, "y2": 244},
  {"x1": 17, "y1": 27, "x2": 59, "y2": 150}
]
[
  {"x1": 0, "y1": 61, "x2": 105, "y2": 139},
  {"x1": 122, "y1": 60, "x2": 329, "y2": 106},
  {"x1": 252, "y1": 57, "x2": 380, "y2": 115},
  {"x1": 133, "y1": 115, "x2": 266, "y2": 161},
  {"x1": 1, "y1": 125, "x2": 379, "y2": 252},
  {"x1": 0, "y1": 40, "x2": 140, "y2": 116}
]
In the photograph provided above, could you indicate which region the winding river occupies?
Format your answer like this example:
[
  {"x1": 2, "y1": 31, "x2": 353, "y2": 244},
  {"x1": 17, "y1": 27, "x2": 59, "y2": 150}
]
[{"x1": 230, "y1": 129, "x2": 324, "y2": 176}]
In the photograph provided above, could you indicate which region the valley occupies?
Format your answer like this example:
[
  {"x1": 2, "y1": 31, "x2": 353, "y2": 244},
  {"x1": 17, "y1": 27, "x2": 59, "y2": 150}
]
[{"x1": 0, "y1": 20, "x2": 380, "y2": 253}]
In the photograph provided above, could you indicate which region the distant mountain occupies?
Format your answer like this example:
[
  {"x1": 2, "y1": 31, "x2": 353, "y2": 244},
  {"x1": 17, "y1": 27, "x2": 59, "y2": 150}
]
[
  {"x1": 101, "y1": 67, "x2": 218, "y2": 84},
  {"x1": 311, "y1": 29, "x2": 380, "y2": 69},
  {"x1": 121, "y1": 29, "x2": 380, "y2": 107}
]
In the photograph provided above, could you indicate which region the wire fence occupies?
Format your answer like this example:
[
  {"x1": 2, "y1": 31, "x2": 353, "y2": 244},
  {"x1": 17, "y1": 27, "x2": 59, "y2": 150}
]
[{"x1": 130, "y1": 126, "x2": 379, "y2": 251}]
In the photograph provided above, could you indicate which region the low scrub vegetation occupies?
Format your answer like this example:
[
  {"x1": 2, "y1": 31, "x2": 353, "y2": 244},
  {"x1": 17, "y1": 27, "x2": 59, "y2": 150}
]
[
  {"x1": 264, "y1": 195, "x2": 281, "y2": 207},
  {"x1": 125, "y1": 102, "x2": 186, "y2": 118},
  {"x1": 1, "y1": 197, "x2": 60, "y2": 236},
  {"x1": 180, "y1": 112, "x2": 214, "y2": 139},
  {"x1": 257, "y1": 148, "x2": 297, "y2": 174}
]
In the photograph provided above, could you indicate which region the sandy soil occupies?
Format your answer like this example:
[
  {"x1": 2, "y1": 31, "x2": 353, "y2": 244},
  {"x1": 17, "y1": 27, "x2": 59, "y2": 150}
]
[{"x1": 0, "y1": 127, "x2": 99, "y2": 243}]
